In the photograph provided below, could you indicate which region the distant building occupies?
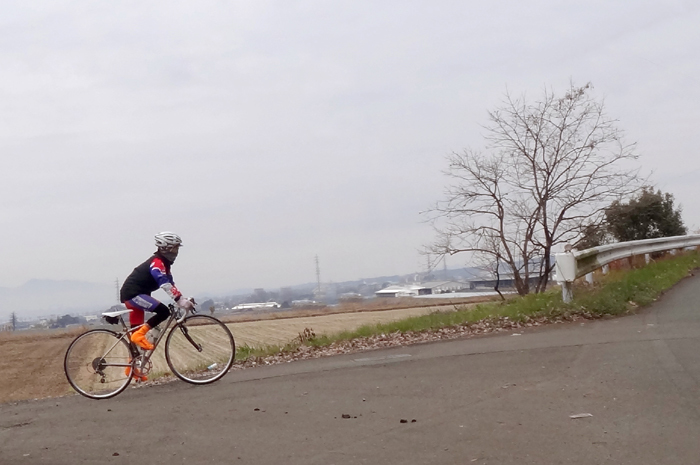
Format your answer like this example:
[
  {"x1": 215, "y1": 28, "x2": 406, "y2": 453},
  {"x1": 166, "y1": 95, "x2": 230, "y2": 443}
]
[
  {"x1": 231, "y1": 302, "x2": 280, "y2": 310},
  {"x1": 280, "y1": 287, "x2": 294, "y2": 302},
  {"x1": 338, "y1": 293, "x2": 363, "y2": 302},
  {"x1": 375, "y1": 285, "x2": 431, "y2": 298},
  {"x1": 375, "y1": 281, "x2": 469, "y2": 298},
  {"x1": 419, "y1": 281, "x2": 467, "y2": 294}
]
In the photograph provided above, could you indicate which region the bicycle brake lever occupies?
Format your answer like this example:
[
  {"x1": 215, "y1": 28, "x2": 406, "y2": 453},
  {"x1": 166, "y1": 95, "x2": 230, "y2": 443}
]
[{"x1": 175, "y1": 306, "x2": 196, "y2": 323}]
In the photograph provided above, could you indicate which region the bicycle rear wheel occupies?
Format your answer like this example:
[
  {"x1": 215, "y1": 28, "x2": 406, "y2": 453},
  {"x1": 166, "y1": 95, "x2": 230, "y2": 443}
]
[
  {"x1": 165, "y1": 315, "x2": 235, "y2": 384},
  {"x1": 64, "y1": 329, "x2": 133, "y2": 399}
]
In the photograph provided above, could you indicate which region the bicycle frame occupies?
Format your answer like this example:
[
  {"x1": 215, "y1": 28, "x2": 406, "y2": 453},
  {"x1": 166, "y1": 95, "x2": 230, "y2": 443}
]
[{"x1": 107, "y1": 303, "x2": 195, "y2": 378}]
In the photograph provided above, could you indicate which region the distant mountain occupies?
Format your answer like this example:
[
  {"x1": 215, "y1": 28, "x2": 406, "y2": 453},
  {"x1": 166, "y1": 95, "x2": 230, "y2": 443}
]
[{"x1": 0, "y1": 279, "x2": 116, "y2": 322}]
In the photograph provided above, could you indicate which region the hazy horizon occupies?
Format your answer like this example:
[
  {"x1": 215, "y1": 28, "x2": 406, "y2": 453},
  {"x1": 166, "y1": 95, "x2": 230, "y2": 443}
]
[{"x1": 0, "y1": 264, "x2": 473, "y2": 321}]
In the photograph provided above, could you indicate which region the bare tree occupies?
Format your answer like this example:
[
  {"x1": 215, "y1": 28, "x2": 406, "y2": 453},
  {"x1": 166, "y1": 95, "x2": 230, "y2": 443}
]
[{"x1": 426, "y1": 83, "x2": 642, "y2": 295}]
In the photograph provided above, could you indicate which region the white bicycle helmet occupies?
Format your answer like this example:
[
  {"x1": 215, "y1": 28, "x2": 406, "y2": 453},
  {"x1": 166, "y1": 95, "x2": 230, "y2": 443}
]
[{"x1": 155, "y1": 231, "x2": 183, "y2": 250}]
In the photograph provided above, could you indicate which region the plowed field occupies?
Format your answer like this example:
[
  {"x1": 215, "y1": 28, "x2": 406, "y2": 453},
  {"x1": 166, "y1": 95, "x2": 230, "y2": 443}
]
[
  {"x1": 0, "y1": 331, "x2": 80, "y2": 403},
  {"x1": 230, "y1": 305, "x2": 456, "y2": 348}
]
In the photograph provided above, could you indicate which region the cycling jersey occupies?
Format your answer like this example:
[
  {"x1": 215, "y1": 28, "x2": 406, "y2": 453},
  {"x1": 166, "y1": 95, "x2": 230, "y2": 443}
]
[{"x1": 120, "y1": 253, "x2": 183, "y2": 303}]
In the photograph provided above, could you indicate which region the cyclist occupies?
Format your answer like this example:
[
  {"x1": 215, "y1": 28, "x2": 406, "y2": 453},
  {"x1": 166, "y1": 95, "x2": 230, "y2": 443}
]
[{"x1": 120, "y1": 232, "x2": 195, "y2": 355}]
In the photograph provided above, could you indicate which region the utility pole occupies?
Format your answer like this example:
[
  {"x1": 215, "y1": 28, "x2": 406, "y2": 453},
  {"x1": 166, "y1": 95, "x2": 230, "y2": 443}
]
[
  {"x1": 315, "y1": 255, "x2": 321, "y2": 296},
  {"x1": 11, "y1": 312, "x2": 17, "y2": 331}
]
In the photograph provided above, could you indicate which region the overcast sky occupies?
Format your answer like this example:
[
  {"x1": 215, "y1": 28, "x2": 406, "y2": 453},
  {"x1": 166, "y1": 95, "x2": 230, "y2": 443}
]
[{"x1": 2, "y1": 0, "x2": 699, "y2": 300}]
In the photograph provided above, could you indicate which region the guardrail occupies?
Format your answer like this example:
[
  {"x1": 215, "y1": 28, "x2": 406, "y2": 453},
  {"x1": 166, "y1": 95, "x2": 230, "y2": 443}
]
[{"x1": 555, "y1": 234, "x2": 700, "y2": 302}]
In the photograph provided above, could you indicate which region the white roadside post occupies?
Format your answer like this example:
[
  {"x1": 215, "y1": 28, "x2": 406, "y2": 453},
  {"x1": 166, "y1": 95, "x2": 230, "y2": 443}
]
[{"x1": 555, "y1": 244, "x2": 577, "y2": 304}]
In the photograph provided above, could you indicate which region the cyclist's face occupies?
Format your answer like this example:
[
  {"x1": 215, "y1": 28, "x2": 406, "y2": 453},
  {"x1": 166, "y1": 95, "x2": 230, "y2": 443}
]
[{"x1": 160, "y1": 245, "x2": 180, "y2": 262}]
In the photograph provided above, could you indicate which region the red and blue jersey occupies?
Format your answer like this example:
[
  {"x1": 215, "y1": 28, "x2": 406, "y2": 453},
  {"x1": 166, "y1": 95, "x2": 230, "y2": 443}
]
[{"x1": 120, "y1": 253, "x2": 183, "y2": 303}]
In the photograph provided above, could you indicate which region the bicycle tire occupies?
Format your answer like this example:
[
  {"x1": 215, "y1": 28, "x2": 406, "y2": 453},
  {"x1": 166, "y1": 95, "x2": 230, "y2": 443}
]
[
  {"x1": 64, "y1": 329, "x2": 133, "y2": 399},
  {"x1": 165, "y1": 314, "x2": 235, "y2": 384}
]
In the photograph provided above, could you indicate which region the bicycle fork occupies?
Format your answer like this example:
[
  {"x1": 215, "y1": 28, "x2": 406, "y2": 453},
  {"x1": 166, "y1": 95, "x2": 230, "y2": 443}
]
[{"x1": 178, "y1": 324, "x2": 203, "y2": 352}]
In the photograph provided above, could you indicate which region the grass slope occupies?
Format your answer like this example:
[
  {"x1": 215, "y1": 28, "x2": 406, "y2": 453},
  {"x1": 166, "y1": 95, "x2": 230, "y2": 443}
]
[{"x1": 236, "y1": 251, "x2": 700, "y2": 360}]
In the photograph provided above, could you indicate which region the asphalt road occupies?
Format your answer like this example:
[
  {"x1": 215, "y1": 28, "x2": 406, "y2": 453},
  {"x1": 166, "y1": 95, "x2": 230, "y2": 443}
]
[{"x1": 3, "y1": 273, "x2": 700, "y2": 464}]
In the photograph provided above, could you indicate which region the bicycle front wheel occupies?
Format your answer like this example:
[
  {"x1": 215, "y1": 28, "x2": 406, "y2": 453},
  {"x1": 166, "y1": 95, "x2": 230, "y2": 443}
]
[
  {"x1": 64, "y1": 329, "x2": 133, "y2": 399},
  {"x1": 165, "y1": 315, "x2": 235, "y2": 384}
]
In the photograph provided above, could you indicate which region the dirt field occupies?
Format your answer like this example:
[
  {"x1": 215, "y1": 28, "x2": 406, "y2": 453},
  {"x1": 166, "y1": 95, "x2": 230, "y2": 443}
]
[
  {"x1": 229, "y1": 304, "x2": 459, "y2": 348},
  {"x1": 0, "y1": 300, "x2": 481, "y2": 404},
  {"x1": 0, "y1": 330, "x2": 81, "y2": 403}
]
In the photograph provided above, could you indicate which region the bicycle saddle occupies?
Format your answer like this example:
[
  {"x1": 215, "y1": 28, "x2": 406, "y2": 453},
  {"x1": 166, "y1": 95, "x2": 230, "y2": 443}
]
[{"x1": 102, "y1": 309, "x2": 133, "y2": 325}]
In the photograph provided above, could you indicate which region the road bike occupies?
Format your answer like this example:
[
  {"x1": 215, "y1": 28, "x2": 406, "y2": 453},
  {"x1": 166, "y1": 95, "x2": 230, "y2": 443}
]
[{"x1": 64, "y1": 303, "x2": 236, "y2": 400}]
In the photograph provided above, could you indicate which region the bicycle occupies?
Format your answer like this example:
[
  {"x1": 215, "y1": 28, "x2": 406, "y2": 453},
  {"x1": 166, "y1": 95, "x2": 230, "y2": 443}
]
[{"x1": 64, "y1": 303, "x2": 236, "y2": 399}]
